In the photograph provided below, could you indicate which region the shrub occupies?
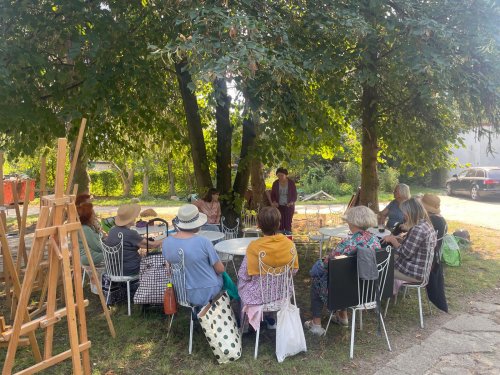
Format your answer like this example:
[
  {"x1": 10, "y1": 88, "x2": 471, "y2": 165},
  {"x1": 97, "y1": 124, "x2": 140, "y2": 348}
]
[
  {"x1": 379, "y1": 167, "x2": 400, "y2": 193},
  {"x1": 89, "y1": 170, "x2": 122, "y2": 196},
  {"x1": 339, "y1": 182, "x2": 355, "y2": 195},
  {"x1": 343, "y1": 162, "x2": 361, "y2": 190}
]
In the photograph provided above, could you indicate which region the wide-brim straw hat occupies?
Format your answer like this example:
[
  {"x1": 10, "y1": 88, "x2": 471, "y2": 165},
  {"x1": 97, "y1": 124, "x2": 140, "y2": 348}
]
[
  {"x1": 173, "y1": 204, "x2": 207, "y2": 230},
  {"x1": 421, "y1": 194, "x2": 441, "y2": 214},
  {"x1": 115, "y1": 203, "x2": 141, "y2": 226}
]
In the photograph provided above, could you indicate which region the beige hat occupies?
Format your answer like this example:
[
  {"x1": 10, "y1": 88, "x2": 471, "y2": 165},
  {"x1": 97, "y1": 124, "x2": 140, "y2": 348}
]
[
  {"x1": 115, "y1": 203, "x2": 141, "y2": 226},
  {"x1": 421, "y1": 194, "x2": 441, "y2": 214},
  {"x1": 173, "y1": 204, "x2": 207, "y2": 230}
]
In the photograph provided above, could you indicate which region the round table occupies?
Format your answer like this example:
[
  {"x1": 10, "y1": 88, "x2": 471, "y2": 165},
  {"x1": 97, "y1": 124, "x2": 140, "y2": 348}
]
[
  {"x1": 319, "y1": 226, "x2": 351, "y2": 239},
  {"x1": 197, "y1": 230, "x2": 225, "y2": 243},
  {"x1": 214, "y1": 237, "x2": 257, "y2": 256},
  {"x1": 366, "y1": 227, "x2": 392, "y2": 239}
]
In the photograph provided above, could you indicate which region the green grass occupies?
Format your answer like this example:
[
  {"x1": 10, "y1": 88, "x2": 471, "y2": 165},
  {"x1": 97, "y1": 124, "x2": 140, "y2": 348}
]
[
  {"x1": 93, "y1": 196, "x2": 186, "y2": 207},
  {"x1": 1, "y1": 220, "x2": 497, "y2": 374}
]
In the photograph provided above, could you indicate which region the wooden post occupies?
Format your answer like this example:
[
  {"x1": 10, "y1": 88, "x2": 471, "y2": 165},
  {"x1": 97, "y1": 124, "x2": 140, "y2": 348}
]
[
  {"x1": 66, "y1": 118, "x2": 87, "y2": 195},
  {"x1": 40, "y1": 156, "x2": 47, "y2": 208},
  {"x1": 15, "y1": 179, "x2": 31, "y2": 271},
  {"x1": 0, "y1": 152, "x2": 6, "y2": 232},
  {"x1": 11, "y1": 180, "x2": 22, "y2": 232}
]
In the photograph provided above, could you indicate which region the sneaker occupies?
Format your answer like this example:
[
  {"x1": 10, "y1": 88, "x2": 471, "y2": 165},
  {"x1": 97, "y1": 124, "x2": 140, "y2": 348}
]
[
  {"x1": 331, "y1": 314, "x2": 349, "y2": 327},
  {"x1": 304, "y1": 320, "x2": 325, "y2": 336}
]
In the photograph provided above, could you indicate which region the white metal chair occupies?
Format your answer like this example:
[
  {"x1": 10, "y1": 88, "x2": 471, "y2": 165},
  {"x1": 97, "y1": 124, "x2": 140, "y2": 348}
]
[
  {"x1": 384, "y1": 230, "x2": 437, "y2": 328},
  {"x1": 100, "y1": 232, "x2": 139, "y2": 316},
  {"x1": 241, "y1": 207, "x2": 261, "y2": 238},
  {"x1": 219, "y1": 216, "x2": 240, "y2": 275},
  {"x1": 166, "y1": 248, "x2": 196, "y2": 354},
  {"x1": 305, "y1": 206, "x2": 324, "y2": 259},
  {"x1": 326, "y1": 247, "x2": 392, "y2": 359},
  {"x1": 242, "y1": 247, "x2": 297, "y2": 359}
]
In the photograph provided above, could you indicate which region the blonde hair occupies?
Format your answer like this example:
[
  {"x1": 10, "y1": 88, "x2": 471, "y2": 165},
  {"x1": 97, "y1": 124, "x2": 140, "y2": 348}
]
[
  {"x1": 343, "y1": 206, "x2": 377, "y2": 230},
  {"x1": 396, "y1": 183, "x2": 411, "y2": 200},
  {"x1": 400, "y1": 198, "x2": 430, "y2": 228}
]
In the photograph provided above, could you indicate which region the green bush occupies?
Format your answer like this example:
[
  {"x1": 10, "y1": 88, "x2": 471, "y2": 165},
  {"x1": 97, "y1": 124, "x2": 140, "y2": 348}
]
[
  {"x1": 379, "y1": 167, "x2": 400, "y2": 193},
  {"x1": 89, "y1": 170, "x2": 122, "y2": 196},
  {"x1": 343, "y1": 162, "x2": 361, "y2": 189},
  {"x1": 339, "y1": 182, "x2": 355, "y2": 195}
]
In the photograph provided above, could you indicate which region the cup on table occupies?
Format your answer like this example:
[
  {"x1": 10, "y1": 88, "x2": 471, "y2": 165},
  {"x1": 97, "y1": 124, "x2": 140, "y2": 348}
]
[{"x1": 378, "y1": 224, "x2": 385, "y2": 233}]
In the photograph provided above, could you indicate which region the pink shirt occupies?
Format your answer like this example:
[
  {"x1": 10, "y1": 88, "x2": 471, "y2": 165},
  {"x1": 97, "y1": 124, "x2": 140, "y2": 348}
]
[{"x1": 193, "y1": 199, "x2": 221, "y2": 224}]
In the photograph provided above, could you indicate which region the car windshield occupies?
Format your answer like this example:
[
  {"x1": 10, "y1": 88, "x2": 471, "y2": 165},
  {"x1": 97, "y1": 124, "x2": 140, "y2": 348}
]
[{"x1": 487, "y1": 169, "x2": 500, "y2": 179}]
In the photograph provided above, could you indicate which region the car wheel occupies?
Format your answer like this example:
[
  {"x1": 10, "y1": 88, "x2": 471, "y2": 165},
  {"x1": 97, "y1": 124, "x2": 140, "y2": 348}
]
[
  {"x1": 470, "y1": 185, "x2": 479, "y2": 200},
  {"x1": 446, "y1": 183, "x2": 453, "y2": 196}
]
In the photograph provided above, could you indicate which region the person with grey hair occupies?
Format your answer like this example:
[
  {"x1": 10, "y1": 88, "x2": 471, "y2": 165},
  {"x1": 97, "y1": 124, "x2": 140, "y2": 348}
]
[
  {"x1": 305, "y1": 206, "x2": 381, "y2": 335},
  {"x1": 383, "y1": 198, "x2": 437, "y2": 283},
  {"x1": 378, "y1": 183, "x2": 411, "y2": 230}
]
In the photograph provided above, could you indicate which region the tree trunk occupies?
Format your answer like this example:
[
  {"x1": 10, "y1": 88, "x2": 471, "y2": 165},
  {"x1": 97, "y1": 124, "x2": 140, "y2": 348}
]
[
  {"x1": 124, "y1": 166, "x2": 134, "y2": 196},
  {"x1": 73, "y1": 147, "x2": 90, "y2": 194},
  {"x1": 214, "y1": 78, "x2": 233, "y2": 194},
  {"x1": 167, "y1": 160, "x2": 176, "y2": 197},
  {"x1": 250, "y1": 158, "x2": 267, "y2": 210},
  {"x1": 359, "y1": 1, "x2": 380, "y2": 212},
  {"x1": 359, "y1": 82, "x2": 379, "y2": 211},
  {"x1": 142, "y1": 170, "x2": 149, "y2": 197},
  {"x1": 175, "y1": 60, "x2": 213, "y2": 190}
]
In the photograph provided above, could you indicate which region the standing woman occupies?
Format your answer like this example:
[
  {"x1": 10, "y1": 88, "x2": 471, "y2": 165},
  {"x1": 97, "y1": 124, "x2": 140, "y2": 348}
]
[
  {"x1": 270, "y1": 167, "x2": 297, "y2": 234},
  {"x1": 378, "y1": 183, "x2": 411, "y2": 230},
  {"x1": 193, "y1": 188, "x2": 222, "y2": 231}
]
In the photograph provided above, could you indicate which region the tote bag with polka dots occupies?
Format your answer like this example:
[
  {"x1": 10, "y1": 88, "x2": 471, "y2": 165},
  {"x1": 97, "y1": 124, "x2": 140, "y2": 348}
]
[{"x1": 197, "y1": 292, "x2": 242, "y2": 364}]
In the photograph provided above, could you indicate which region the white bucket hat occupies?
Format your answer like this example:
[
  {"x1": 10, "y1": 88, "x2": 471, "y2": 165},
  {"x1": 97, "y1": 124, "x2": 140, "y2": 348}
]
[{"x1": 173, "y1": 204, "x2": 207, "y2": 230}]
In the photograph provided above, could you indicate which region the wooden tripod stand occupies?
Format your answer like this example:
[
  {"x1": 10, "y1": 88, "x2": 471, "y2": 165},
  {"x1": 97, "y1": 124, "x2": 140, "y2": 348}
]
[{"x1": 2, "y1": 138, "x2": 115, "y2": 375}]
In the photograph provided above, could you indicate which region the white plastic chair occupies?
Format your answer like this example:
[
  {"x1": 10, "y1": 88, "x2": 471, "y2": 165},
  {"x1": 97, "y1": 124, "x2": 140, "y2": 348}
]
[
  {"x1": 100, "y1": 232, "x2": 140, "y2": 316},
  {"x1": 242, "y1": 247, "x2": 297, "y2": 359},
  {"x1": 166, "y1": 248, "x2": 197, "y2": 354},
  {"x1": 326, "y1": 247, "x2": 392, "y2": 359},
  {"x1": 219, "y1": 216, "x2": 240, "y2": 275}
]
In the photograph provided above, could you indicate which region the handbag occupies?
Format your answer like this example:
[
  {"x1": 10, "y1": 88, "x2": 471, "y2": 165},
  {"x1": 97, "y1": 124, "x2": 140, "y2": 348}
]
[
  {"x1": 276, "y1": 301, "x2": 307, "y2": 363},
  {"x1": 134, "y1": 253, "x2": 171, "y2": 305},
  {"x1": 197, "y1": 292, "x2": 242, "y2": 364}
]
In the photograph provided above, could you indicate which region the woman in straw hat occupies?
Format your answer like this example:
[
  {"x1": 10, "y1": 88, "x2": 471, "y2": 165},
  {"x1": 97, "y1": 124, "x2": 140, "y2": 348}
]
[
  {"x1": 420, "y1": 194, "x2": 447, "y2": 257},
  {"x1": 162, "y1": 204, "x2": 224, "y2": 306},
  {"x1": 105, "y1": 203, "x2": 163, "y2": 276}
]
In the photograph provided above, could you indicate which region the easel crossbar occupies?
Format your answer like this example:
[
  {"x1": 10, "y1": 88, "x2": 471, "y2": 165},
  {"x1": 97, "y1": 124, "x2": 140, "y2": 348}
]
[
  {"x1": 1, "y1": 300, "x2": 89, "y2": 341},
  {"x1": 15, "y1": 341, "x2": 91, "y2": 375},
  {"x1": 35, "y1": 222, "x2": 81, "y2": 238}
]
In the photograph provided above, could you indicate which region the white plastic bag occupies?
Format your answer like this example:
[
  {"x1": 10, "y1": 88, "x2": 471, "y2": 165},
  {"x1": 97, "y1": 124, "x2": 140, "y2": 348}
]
[{"x1": 276, "y1": 302, "x2": 307, "y2": 362}]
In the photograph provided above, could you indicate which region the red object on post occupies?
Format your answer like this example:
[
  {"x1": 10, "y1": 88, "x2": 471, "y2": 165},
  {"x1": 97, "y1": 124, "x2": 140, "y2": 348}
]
[
  {"x1": 3, "y1": 179, "x2": 35, "y2": 205},
  {"x1": 163, "y1": 283, "x2": 177, "y2": 315}
]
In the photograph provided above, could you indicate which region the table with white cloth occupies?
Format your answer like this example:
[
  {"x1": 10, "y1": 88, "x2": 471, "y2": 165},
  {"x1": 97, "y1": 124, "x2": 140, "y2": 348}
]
[{"x1": 197, "y1": 230, "x2": 225, "y2": 243}]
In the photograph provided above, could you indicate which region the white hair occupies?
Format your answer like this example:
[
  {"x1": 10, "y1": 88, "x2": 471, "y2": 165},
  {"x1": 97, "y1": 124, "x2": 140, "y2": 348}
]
[{"x1": 343, "y1": 206, "x2": 377, "y2": 230}]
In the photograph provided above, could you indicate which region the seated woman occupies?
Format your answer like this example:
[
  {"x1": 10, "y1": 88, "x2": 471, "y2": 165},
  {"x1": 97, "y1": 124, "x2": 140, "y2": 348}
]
[
  {"x1": 193, "y1": 188, "x2": 222, "y2": 231},
  {"x1": 238, "y1": 207, "x2": 299, "y2": 329},
  {"x1": 383, "y1": 198, "x2": 437, "y2": 283},
  {"x1": 77, "y1": 202, "x2": 104, "y2": 266},
  {"x1": 162, "y1": 204, "x2": 224, "y2": 307},
  {"x1": 105, "y1": 203, "x2": 162, "y2": 276},
  {"x1": 378, "y1": 183, "x2": 411, "y2": 231},
  {"x1": 305, "y1": 206, "x2": 381, "y2": 336}
]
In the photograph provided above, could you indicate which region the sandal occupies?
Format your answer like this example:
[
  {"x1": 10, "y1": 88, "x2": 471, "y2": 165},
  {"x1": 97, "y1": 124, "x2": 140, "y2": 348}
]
[{"x1": 304, "y1": 320, "x2": 326, "y2": 336}]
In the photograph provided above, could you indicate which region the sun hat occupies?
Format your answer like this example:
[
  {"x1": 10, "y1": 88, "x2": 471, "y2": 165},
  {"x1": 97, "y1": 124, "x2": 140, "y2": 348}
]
[
  {"x1": 421, "y1": 194, "x2": 441, "y2": 214},
  {"x1": 173, "y1": 204, "x2": 207, "y2": 230},
  {"x1": 115, "y1": 203, "x2": 141, "y2": 226}
]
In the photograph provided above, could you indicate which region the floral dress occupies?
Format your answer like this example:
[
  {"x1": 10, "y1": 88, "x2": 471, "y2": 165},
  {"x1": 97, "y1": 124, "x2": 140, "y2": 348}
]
[{"x1": 311, "y1": 230, "x2": 381, "y2": 304}]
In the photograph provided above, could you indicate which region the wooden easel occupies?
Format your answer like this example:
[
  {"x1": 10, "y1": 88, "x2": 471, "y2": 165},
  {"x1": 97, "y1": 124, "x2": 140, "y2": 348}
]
[{"x1": 2, "y1": 138, "x2": 115, "y2": 375}]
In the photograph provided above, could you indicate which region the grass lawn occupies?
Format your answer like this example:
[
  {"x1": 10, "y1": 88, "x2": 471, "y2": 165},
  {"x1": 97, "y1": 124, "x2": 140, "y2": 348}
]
[{"x1": 1, "y1": 218, "x2": 498, "y2": 374}]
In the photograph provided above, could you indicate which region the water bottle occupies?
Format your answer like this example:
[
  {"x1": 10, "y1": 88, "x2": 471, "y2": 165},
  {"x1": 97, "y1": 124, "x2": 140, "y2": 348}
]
[{"x1": 163, "y1": 283, "x2": 177, "y2": 315}]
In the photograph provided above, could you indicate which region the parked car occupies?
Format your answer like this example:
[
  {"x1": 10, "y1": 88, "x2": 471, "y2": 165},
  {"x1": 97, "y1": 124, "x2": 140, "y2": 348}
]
[{"x1": 446, "y1": 167, "x2": 500, "y2": 200}]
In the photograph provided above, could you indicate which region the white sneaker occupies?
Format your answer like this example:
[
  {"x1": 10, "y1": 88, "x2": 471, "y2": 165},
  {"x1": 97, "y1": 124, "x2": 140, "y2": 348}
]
[{"x1": 304, "y1": 320, "x2": 325, "y2": 336}]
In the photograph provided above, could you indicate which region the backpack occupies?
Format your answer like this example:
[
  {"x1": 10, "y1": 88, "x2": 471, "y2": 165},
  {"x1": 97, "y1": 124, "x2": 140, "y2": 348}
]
[{"x1": 441, "y1": 234, "x2": 461, "y2": 267}]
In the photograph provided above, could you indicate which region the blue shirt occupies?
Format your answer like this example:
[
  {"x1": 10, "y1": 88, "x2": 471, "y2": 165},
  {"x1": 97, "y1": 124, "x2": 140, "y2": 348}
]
[
  {"x1": 385, "y1": 200, "x2": 404, "y2": 229},
  {"x1": 162, "y1": 235, "x2": 223, "y2": 306}
]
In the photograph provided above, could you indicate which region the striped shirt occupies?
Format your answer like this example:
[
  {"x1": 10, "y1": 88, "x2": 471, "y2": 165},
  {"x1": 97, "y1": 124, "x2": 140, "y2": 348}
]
[{"x1": 394, "y1": 220, "x2": 437, "y2": 280}]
